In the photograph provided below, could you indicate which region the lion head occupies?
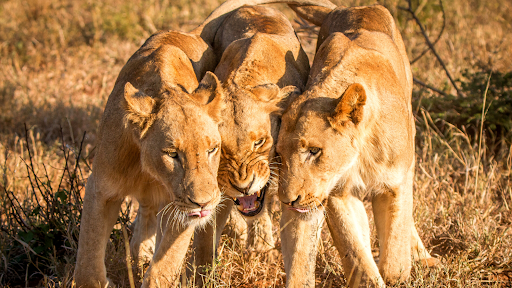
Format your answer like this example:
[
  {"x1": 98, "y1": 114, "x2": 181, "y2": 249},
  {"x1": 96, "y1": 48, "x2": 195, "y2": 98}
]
[
  {"x1": 276, "y1": 83, "x2": 367, "y2": 214},
  {"x1": 217, "y1": 84, "x2": 299, "y2": 217},
  {"x1": 122, "y1": 71, "x2": 225, "y2": 227}
]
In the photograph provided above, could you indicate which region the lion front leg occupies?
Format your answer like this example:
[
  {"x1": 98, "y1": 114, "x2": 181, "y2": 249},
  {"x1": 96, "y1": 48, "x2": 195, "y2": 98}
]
[
  {"x1": 281, "y1": 206, "x2": 324, "y2": 288},
  {"x1": 130, "y1": 196, "x2": 159, "y2": 272},
  {"x1": 223, "y1": 204, "x2": 248, "y2": 242},
  {"x1": 411, "y1": 222, "x2": 440, "y2": 267},
  {"x1": 326, "y1": 194, "x2": 384, "y2": 288},
  {"x1": 371, "y1": 183, "x2": 413, "y2": 284},
  {"x1": 141, "y1": 208, "x2": 196, "y2": 288},
  {"x1": 74, "y1": 175, "x2": 124, "y2": 288}
]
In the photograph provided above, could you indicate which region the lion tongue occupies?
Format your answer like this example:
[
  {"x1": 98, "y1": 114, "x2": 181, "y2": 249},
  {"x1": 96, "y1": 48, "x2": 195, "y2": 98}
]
[{"x1": 238, "y1": 194, "x2": 258, "y2": 212}]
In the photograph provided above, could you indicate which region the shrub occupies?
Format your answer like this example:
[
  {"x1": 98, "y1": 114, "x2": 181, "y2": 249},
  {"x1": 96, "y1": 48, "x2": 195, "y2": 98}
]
[
  {"x1": 419, "y1": 68, "x2": 512, "y2": 153},
  {"x1": 0, "y1": 127, "x2": 131, "y2": 286}
]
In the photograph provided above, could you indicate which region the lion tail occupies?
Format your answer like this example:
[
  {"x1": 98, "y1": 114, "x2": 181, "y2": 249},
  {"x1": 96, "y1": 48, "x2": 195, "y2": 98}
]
[{"x1": 191, "y1": 0, "x2": 338, "y2": 44}]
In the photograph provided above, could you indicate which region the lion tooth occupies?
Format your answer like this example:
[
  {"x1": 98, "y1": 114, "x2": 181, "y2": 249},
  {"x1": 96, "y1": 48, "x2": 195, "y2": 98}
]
[{"x1": 256, "y1": 190, "x2": 261, "y2": 197}]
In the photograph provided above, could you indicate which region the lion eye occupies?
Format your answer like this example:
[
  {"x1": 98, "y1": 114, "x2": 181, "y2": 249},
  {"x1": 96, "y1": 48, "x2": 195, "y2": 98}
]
[
  {"x1": 207, "y1": 147, "x2": 218, "y2": 154},
  {"x1": 309, "y1": 147, "x2": 321, "y2": 155},
  {"x1": 254, "y1": 138, "x2": 265, "y2": 147},
  {"x1": 166, "y1": 150, "x2": 179, "y2": 158}
]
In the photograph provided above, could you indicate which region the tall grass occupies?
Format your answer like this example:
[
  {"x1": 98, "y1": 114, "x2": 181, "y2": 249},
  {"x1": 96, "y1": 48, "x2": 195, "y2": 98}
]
[{"x1": 0, "y1": 0, "x2": 511, "y2": 286}]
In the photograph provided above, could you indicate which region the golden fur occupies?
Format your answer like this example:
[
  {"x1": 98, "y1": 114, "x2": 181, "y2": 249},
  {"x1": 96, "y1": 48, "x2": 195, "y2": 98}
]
[{"x1": 277, "y1": 5, "x2": 436, "y2": 287}]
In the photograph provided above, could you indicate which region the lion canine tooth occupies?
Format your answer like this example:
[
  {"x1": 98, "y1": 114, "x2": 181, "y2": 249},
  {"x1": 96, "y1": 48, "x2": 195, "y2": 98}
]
[{"x1": 256, "y1": 190, "x2": 261, "y2": 197}]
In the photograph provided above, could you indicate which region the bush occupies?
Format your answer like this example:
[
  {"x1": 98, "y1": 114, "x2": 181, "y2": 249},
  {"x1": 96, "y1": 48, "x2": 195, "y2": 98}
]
[
  {"x1": 419, "y1": 68, "x2": 512, "y2": 152},
  {"x1": 0, "y1": 127, "x2": 131, "y2": 286}
]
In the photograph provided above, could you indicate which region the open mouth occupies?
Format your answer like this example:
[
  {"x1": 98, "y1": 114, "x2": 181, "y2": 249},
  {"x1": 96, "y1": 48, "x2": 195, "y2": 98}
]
[{"x1": 231, "y1": 183, "x2": 268, "y2": 217}]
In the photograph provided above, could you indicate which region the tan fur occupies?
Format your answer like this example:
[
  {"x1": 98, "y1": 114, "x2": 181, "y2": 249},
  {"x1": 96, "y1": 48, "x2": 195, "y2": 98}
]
[{"x1": 277, "y1": 5, "x2": 436, "y2": 287}]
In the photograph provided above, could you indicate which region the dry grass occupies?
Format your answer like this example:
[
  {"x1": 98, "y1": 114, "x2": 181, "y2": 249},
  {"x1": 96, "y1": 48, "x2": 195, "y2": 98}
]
[{"x1": 1, "y1": 0, "x2": 511, "y2": 287}]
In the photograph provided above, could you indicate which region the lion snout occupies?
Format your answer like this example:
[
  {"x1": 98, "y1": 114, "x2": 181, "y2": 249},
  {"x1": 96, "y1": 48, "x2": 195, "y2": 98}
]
[
  {"x1": 185, "y1": 185, "x2": 220, "y2": 209},
  {"x1": 278, "y1": 185, "x2": 301, "y2": 205},
  {"x1": 187, "y1": 196, "x2": 213, "y2": 208}
]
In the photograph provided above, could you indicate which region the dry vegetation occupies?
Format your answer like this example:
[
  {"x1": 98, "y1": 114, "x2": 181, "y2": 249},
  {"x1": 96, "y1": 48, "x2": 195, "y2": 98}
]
[{"x1": 1, "y1": 0, "x2": 511, "y2": 287}]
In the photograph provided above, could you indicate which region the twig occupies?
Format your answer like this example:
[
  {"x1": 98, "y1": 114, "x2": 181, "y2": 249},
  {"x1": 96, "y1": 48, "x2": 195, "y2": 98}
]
[
  {"x1": 413, "y1": 77, "x2": 448, "y2": 97},
  {"x1": 69, "y1": 131, "x2": 86, "y2": 200},
  {"x1": 56, "y1": 127, "x2": 68, "y2": 195},
  {"x1": 475, "y1": 73, "x2": 492, "y2": 201},
  {"x1": 410, "y1": 0, "x2": 446, "y2": 64},
  {"x1": 122, "y1": 225, "x2": 136, "y2": 288},
  {"x1": 23, "y1": 124, "x2": 51, "y2": 222},
  {"x1": 400, "y1": 0, "x2": 463, "y2": 96},
  {"x1": 23, "y1": 125, "x2": 45, "y2": 199},
  {"x1": 5, "y1": 188, "x2": 32, "y2": 229}
]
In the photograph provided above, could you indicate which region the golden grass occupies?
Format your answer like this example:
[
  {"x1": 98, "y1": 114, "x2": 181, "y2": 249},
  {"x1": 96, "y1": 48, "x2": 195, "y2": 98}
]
[{"x1": 0, "y1": 0, "x2": 511, "y2": 286}]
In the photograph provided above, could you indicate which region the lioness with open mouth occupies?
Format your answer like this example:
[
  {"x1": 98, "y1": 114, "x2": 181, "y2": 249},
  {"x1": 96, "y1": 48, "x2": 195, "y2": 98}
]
[
  {"x1": 276, "y1": 4, "x2": 437, "y2": 287},
  {"x1": 191, "y1": 0, "x2": 337, "y2": 270}
]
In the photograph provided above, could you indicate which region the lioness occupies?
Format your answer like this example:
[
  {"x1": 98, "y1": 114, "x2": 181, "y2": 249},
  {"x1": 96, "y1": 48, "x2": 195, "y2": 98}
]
[
  {"x1": 73, "y1": 31, "x2": 225, "y2": 287},
  {"x1": 276, "y1": 5, "x2": 436, "y2": 287},
  {"x1": 74, "y1": 0, "x2": 270, "y2": 286},
  {"x1": 192, "y1": 0, "x2": 337, "y2": 270}
]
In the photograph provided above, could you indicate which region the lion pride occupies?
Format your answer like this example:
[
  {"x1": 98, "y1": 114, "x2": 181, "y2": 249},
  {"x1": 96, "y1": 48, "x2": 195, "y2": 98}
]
[{"x1": 277, "y1": 4, "x2": 437, "y2": 287}]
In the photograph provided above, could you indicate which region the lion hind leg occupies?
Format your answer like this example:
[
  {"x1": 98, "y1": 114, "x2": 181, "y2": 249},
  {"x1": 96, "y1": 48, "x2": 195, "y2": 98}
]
[
  {"x1": 411, "y1": 224, "x2": 440, "y2": 267},
  {"x1": 327, "y1": 193, "x2": 384, "y2": 288}
]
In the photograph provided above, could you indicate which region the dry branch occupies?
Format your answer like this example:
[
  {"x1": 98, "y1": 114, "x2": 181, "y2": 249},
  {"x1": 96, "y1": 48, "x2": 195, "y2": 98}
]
[
  {"x1": 400, "y1": 0, "x2": 463, "y2": 97},
  {"x1": 410, "y1": 0, "x2": 446, "y2": 65},
  {"x1": 413, "y1": 77, "x2": 448, "y2": 97}
]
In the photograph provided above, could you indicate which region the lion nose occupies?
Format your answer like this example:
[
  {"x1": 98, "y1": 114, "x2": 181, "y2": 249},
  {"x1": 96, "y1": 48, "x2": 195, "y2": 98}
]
[
  {"x1": 290, "y1": 195, "x2": 301, "y2": 207},
  {"x1": 230, "y1": 177, "x2": 255, "y2": 195},
  {"x1": 188, "y1": 197, "x2": 210, "y2": 208}
]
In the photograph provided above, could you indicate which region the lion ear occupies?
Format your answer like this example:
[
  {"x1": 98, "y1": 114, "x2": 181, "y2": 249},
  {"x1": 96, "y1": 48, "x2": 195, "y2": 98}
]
[
  {"x1": 190, "y1": 71, "x2": 223, "y2": 105},
  {"x1": 250, "y1": 83, "x2": 280, "y2": 103},
  {"x1": 250, "y1": 84, "x2": 301, "y2": 115},
  {"x1": 328, "y1": 83, "x2": 366, "y2": 130},
  {"x1": 122, "y1": 82, "x2": 157, "y2": 138},
  {"x1": 192, "y1": 71, "x2": 225, "y2": 123}
]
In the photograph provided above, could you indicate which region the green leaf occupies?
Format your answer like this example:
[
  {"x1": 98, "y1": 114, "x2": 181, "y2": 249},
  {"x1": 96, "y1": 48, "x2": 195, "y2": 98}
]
[{"x1": 19, "y1": 231, "x2": 34, "y2": 243}]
